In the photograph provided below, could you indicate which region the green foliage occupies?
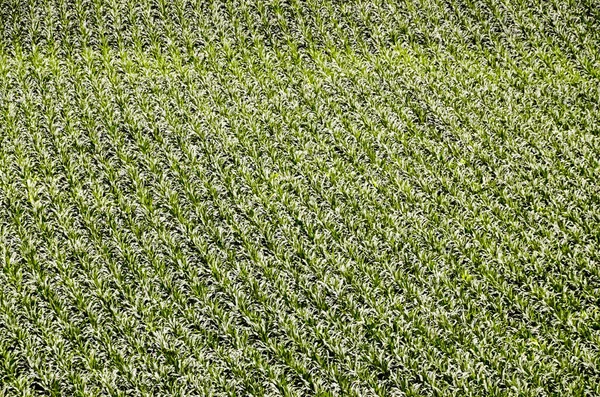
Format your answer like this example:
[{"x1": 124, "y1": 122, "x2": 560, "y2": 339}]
[{"x1": 0, "y1": 0, "x2": 599, "y2": 395}]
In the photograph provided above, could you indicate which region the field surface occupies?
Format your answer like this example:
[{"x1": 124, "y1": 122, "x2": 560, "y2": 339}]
[{"x1": 1, "y1": 0, "x2": 600, "y2": 396}]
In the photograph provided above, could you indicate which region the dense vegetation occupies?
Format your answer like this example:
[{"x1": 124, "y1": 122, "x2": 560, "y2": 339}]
[{"x1": 1, "y1": 0, "x2": 599, "y2": 395}]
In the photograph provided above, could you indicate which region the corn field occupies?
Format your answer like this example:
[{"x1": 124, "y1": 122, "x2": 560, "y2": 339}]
[{"x1": 0, "y1": 0, "x2": 599, "y2": 395}]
